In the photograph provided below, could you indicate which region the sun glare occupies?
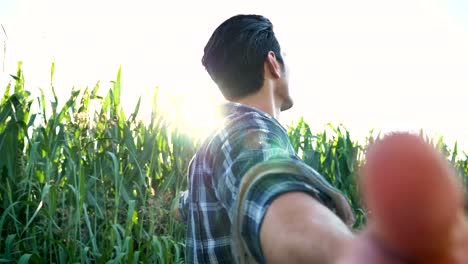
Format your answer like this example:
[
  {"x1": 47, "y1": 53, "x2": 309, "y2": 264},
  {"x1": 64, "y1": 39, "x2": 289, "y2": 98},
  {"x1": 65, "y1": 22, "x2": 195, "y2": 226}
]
[
  {"x1": 152, "y1": 89, "x2": 224, "y2": 141},
  {"x1": 178, "y1": 98, "x2": 224, "y2": 140}
]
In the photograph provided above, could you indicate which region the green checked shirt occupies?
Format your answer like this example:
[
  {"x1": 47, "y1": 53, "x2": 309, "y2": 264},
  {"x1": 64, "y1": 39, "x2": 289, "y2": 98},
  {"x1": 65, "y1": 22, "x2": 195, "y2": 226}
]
[{"x1": 178, "y1": 102, "x2": 331, "y2": 263}]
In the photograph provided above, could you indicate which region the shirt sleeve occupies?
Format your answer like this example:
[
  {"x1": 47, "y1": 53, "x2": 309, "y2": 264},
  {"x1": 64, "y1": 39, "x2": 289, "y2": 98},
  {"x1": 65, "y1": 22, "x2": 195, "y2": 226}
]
[
  {"x1": 243, "y1": 173, "x2": 325, "y2": 263},
  {"x1": 211, "y1": 113, "x2": 325, "y2": 263}
]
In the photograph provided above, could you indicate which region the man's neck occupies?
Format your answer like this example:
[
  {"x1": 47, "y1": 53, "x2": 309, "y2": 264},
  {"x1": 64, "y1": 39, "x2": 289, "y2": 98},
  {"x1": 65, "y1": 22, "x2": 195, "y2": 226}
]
[{"x1": 234, "y1": 88, "x2": 281, "y2": 119}]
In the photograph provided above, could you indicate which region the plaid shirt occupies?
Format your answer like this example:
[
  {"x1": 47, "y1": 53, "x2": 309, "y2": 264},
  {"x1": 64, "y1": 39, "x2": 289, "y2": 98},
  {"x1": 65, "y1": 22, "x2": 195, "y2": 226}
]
[{"x1": 178, "y1": 102, "x2": 328, "y2": 263}]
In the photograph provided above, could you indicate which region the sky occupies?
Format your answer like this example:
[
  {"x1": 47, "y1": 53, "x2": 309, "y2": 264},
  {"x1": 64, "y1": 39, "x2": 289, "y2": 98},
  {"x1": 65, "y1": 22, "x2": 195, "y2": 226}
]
[{"x1": 1, "y1": 0, "x2": 468, "y2": 150}]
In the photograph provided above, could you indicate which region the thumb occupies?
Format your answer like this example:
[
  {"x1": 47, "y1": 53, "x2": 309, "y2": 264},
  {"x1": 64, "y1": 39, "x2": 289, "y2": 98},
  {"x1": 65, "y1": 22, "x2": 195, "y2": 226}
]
[{"x1": 359, "y1": 132, "x2": 464, "y2": 261}]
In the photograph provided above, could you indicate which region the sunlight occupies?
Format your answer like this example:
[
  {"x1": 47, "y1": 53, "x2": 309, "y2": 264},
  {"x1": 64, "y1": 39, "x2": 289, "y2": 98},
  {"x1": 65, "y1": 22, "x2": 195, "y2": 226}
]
[
  {"x1": 153, "y1": 89, "x2": 225, "y2": 141},
  {"x1": 177, "y1": 97, "x2": 224, "y2": 140}
]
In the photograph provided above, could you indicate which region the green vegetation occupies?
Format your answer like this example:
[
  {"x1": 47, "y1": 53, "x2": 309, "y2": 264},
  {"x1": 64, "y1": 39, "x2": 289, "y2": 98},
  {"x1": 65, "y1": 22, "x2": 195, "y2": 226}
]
[{"x1": 1, "y1": 63, "x2": 466, "y2": 263}]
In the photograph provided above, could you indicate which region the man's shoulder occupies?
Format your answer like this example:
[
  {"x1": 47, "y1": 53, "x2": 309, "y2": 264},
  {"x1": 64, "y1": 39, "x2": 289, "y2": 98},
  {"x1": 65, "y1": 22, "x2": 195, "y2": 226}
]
[{"x1": 194, "y1": 102, "x2": 292, "y2": 163}]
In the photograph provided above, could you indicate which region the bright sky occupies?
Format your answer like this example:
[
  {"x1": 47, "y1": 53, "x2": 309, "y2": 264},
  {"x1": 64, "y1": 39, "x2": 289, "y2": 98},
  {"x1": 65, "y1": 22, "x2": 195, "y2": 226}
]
[{"x1": 1, "y1": 0, "x2": 468, "y2": 150}]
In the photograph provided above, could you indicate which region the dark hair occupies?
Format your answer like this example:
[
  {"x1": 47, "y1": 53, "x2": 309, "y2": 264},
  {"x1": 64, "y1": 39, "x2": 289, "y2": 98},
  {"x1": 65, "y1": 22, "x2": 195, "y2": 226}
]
[{"x1": 202, "y1": 14, "x2": 284, "y2": 100}]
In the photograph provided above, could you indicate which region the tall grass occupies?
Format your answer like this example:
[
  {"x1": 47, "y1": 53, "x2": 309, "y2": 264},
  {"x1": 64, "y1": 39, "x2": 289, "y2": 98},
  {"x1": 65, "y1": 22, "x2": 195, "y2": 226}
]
[
  {"x1": 0, "y1": 63, "x2": 466, "y2": 262},
  {"x1": 0, "y1": 63, "x2": 193, "y2": 263}
]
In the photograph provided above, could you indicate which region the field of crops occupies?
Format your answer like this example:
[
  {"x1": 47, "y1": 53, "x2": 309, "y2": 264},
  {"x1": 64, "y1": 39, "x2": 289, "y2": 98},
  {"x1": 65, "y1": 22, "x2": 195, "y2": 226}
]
[{"x1": 1, "y1": 64, "x2": 467, "y2": 263}]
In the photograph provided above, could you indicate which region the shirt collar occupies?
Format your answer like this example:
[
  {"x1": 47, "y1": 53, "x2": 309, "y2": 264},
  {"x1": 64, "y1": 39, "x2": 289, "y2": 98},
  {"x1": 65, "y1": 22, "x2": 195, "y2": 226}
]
[{"x1": 219, "y1": 102, "x2": 276, "y2": 121}]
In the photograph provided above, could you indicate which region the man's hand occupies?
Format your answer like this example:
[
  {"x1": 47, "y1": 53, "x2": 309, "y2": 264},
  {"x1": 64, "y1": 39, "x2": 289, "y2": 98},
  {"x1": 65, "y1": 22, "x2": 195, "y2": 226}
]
[
  {"x1": 172, "y1": 191, "x2": 187, "y2": 222},
  {"x1": 172, "y1": 201, "x2": 182, "y2": 221},
  {"x1": 337, "y1": 219, "x2": 468, "y2": 264},
  {"x1": 337, "y1": 133, "x2": 468, "y2": 263}
]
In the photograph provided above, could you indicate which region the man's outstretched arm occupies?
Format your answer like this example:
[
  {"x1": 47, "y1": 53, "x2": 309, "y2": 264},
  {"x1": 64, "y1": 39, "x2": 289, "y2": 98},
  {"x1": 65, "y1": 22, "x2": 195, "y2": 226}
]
[{"x1": 260, "y1": 192, "x2": 354, "y2": 264}]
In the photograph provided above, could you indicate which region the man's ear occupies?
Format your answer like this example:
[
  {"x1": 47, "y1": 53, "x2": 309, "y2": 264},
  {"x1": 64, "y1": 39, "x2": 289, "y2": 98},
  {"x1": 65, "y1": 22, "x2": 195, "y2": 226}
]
[{"x1": 265, "y1": 51, "x2": 282, "y2": 79}]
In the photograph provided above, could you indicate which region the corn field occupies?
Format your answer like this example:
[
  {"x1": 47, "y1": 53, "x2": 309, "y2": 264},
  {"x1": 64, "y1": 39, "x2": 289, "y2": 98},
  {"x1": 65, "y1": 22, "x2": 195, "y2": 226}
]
[{"x1": 1, "y1": 63, "x2": 467, "y2": 263}]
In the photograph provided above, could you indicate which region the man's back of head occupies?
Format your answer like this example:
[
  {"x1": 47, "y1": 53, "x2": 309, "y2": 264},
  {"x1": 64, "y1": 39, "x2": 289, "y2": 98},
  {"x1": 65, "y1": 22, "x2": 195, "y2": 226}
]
[{"x1": 202, "y1": 14, "x2": 285, "y2": 101}]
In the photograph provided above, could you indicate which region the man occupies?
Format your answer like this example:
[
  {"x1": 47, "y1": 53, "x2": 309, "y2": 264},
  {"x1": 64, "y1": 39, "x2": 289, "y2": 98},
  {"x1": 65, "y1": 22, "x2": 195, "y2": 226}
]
[
  {"x1": 175, "y1": 14, "x2": 353, "y2": 263},
  {"x1": 175, "y1": 14, "x2": 468, "y2": 263}
]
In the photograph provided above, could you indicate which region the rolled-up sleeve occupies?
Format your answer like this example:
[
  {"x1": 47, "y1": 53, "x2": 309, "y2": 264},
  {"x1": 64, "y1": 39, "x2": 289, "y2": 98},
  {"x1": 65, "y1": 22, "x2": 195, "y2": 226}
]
[{"x1": 211, "y1": 113, "x2": 325, "y2": 263}]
